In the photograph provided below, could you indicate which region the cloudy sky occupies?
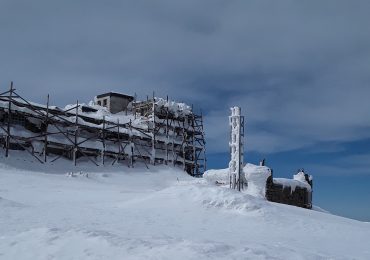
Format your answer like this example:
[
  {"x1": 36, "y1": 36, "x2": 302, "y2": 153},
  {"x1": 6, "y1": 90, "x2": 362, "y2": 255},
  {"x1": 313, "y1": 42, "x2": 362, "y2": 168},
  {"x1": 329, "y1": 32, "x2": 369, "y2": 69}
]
[{"x1": 1, "y1": 1, "x2": 370, "y2": 220}]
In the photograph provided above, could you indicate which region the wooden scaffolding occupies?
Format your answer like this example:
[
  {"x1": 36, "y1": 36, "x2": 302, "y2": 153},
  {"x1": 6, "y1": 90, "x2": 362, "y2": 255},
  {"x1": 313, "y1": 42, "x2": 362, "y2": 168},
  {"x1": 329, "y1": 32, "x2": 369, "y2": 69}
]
[
  {"x1": 0, "y1": 82, "x2": 206, "y2": 176},
  {"x1": 134, "y1": 95, "x2": 206, "y2": 176}
]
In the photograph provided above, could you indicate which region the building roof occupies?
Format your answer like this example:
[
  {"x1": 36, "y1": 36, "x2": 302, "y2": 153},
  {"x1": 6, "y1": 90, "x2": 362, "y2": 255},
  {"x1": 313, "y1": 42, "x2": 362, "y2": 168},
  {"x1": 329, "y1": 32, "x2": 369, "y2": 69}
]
[
  {"x1": 81, "y1": 105, "x2": 98, "y2": 113},
  {"x1": 96, "y1": 92, "x2": 134, "y2": 101}
]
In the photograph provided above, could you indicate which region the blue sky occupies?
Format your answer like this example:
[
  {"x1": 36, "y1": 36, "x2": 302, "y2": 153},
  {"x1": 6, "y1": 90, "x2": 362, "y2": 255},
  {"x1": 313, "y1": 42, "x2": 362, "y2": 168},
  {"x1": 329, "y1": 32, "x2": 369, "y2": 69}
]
[{"x1": 1, "y1": 1, "x2": 370, "y2": 221}]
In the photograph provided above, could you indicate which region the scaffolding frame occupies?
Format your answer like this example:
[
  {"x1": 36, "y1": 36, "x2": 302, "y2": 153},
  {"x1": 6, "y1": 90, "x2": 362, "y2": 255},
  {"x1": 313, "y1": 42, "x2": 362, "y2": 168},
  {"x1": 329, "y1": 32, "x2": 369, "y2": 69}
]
[
  {"x1": 133, "y1": 97, "x2": 206, "y2": 176},
  {"x1": 0, "y1": 82, "x2": 206, "y2": 176}
]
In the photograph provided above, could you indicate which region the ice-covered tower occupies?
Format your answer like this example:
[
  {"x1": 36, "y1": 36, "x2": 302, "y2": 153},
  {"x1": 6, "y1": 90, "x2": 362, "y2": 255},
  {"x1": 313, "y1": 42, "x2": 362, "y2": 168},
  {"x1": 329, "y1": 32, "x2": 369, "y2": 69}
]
[{"x1": 229, "y1": 107, "x2": 245, "y2": 191}]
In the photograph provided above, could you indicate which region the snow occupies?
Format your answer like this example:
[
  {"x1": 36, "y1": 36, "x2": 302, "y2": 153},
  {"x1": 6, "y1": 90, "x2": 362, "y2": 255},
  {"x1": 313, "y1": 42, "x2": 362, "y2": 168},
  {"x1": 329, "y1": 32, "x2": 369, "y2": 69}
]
[
  {"x1": 228, "y1": 107, "x2": 243, "y2": 187},
  {"x1": 244, "y1": 163, "x2": 271, "y2": 198},
  {"x1": 64, "y1": 102, "x2": 143, "y2": 128},
  {"x1": 204, "y1": 163, "x2": 271, "y2": 198},
  {"x1": 203, "y1": 168, "x2": 229, "y2": 184},
  {"x1": 1, "y1": 154, "x2": 370, "y2": 259},
  {"x1": 0, "y1": 95, "x2": 196, "y2": 166},
  {"x1": 294, "y1": 171, "x2": 308, "y2": 182},
  {"x1": 155, "y1": 98, "x2": 192, "y2": 117},
  {"x1": 274, "y1": 177, "x2": 312, "y2": 192}
]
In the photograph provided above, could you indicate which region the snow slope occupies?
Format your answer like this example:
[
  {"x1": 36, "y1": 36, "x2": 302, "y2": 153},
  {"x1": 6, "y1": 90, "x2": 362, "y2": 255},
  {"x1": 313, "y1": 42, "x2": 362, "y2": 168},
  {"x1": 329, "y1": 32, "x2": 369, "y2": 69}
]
[{"x1": 1, "y1": 154, "x2": 370, "y2": 259}]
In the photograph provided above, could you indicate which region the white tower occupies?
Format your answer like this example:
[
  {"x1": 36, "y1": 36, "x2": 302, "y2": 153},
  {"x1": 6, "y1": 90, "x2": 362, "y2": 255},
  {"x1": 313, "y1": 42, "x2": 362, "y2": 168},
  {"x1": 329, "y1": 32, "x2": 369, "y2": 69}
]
[{"x1": 229, "y1": 107, "x2": 245, "y2": 191}]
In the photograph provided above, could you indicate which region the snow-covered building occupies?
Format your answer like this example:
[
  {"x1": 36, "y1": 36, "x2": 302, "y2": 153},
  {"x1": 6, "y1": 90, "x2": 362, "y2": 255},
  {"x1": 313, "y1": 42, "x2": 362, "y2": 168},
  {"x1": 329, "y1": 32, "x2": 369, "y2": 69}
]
[
  {"x1": 0, "y1": 84, "x2": 206, "y2": 176},
  {"x1": 266, "y1": 169, "x2": 313, "y2": 209},
  {"x1": 221, "y1": 106, "x2": 313, "y2": 209},
  {"x1": 95, "y1": 92, "x2": 134, "y2": 114},
  {"x1": 204, "y1": 164, "x2": 313, "y2": 209}
]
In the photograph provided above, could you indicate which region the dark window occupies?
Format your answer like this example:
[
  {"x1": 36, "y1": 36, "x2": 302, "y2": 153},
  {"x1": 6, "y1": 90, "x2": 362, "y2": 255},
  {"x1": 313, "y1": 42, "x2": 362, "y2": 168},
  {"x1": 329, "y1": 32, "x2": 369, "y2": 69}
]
[
  {"x1": 10, "y1": 113, "x2": 26, "y2": 126},
  {"x1": 103, "y1": 99, "x2": 107, "y2": 106},
  {"x1": 97, "y1": 101, "x2": 101, "y2": 106}
]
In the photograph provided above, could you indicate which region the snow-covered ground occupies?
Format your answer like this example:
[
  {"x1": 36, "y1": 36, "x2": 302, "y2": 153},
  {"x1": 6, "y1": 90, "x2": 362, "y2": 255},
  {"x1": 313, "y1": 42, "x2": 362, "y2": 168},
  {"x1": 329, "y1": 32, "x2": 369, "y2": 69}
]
[{"x1": 1, "y1": 153, "x2": 370, "y2": 259}]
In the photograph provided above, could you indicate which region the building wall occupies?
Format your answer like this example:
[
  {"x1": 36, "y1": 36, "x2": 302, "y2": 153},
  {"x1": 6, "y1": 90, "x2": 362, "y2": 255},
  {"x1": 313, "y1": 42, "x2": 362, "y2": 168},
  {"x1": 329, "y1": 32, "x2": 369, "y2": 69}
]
[
  {"x1": 110, "y1": 96, "x2": 131, "y2": 114},
  {"x1": 265, "y1": 176, "x2": 313, "y2": 209},
  {"x1": 96, "y1": 96, "x2": 111, "y2": 111},
  {"x1": 0, "y1": 94, "x2": 205, "y2": 177},
  {"x1": 96, "y1": 96, "x2": 132, "y2": 114}
]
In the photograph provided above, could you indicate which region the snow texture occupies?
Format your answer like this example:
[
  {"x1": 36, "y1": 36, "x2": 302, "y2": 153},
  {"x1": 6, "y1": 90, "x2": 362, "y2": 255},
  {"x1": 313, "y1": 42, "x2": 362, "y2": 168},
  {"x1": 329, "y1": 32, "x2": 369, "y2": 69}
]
[
  {"x1": 274, "y1": 173, "x2": 312, "y2": 192},
  {"x1": 155, "y1": 98, "x2": 192, "y2": 117},
  {"x1": 1, "y1": 153, "x2": 370, "y2": 259},
  {"x1": 243, "y1": 163, "x2": 271, "y2": 198},
  {"x1": 203, "y1": 168, "x2": 229, "y2": 185},
  {"x1": 228, "y1": 107, "x2": 243, "y2": 187},
  {"x1": 204, "y1": 163, "x2": 271, "y2": 198}
]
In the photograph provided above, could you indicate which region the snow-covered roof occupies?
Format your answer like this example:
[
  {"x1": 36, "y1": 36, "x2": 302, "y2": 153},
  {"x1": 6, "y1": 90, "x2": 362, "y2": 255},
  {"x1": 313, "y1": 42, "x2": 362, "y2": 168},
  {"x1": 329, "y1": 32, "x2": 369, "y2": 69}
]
[
  {"x1": 96, "y1": 92, "x2": 134, "y2": 100},
  {"x1": 273, "y1": 172, "x2": 312, "y2": 192}
]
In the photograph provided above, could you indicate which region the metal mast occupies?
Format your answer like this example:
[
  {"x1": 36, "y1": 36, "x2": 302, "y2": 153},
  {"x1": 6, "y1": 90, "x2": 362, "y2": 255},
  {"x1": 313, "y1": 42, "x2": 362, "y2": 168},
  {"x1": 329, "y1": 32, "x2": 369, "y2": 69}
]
[{"x1": 229, "y1": 107, "x2": 245, "y2": 191}]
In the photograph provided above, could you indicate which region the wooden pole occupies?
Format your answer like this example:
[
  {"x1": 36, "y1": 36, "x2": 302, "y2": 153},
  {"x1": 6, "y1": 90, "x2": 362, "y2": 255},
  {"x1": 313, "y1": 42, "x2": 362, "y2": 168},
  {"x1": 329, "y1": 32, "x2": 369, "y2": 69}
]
[
  {"x1": 102, "y1": 116, "x2": 106, "y2": 165},
  {"x1": 151, "y1": 91, "x2": 155, "y2": 165},
  {"x1": 134, "y1": 93, "x2": 137, "y2": 119},
  {"x1": 192, "y1": 114, "x2": 196, "y2": 176},
  {"x1": 171, "y1": 118, "x2": 176, "y2": 167},
  {"x1": 117, "y1": 119, "x2": 120, "y2": 163},
  {"x1": 182, "y1": 119, "x2": 186, "y2": 171},
  {"x1": 5, "y1": 82, "x2": 13, "y2": 158},
  {"x1": 73, "y1": 100, "x2": 79, "y2": 166},
  {"x1": 165, "y1": 95, "x2": 169, "y2": 165},
  {"x1": 172, "y1": 140, "x2": 175, "y2": 167},
  {"x1": 129, "y1": 119, "x2": 134, "y2": 168},
  {"x1": 44, "y1": 94, "x2": 49, "y2": 162}
]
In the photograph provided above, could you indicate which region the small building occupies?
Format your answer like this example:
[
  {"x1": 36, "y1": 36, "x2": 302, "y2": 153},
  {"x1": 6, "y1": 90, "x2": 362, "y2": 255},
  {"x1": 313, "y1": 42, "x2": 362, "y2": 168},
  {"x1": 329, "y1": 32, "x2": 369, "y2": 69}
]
[
  {"x1": 95, "y1": 92, "x2": 134, "y2": 114},
  {"x1": 266, "y1": 170, "x2": 313, "y2": 209}
]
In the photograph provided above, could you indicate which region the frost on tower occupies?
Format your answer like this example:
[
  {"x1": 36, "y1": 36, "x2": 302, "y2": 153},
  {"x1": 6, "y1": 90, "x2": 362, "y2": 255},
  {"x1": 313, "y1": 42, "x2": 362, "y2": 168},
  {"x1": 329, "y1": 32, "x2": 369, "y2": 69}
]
[{"x1": 229, "y1": 106, "x2": 245, "y2": 191}]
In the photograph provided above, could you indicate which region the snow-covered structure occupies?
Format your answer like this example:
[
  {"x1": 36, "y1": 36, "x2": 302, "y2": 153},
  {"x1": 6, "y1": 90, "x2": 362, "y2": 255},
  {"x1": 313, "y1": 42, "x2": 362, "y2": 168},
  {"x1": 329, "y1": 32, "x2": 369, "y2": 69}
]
[
  {"x1": 244, "y1": 163, "x2": 271, "y2": 198},
  {"x1": 204, "y1": 163, "x2": 313, "y2": 209},
  {"x1": 228, "y1": 107, "x2": 245, "y2": 191},
  {"x1": 223, "y1": 106, "x2": 312, "y2": 208},
  {"x1": 0, "y1": 83, "x2": 206, "y2": 176},
  {"x1": 266, "y1": 169, "x2": 313, "y2": 209},
  {"x1": 95, "y1": 92, "x2": 134, "y2": 114}
]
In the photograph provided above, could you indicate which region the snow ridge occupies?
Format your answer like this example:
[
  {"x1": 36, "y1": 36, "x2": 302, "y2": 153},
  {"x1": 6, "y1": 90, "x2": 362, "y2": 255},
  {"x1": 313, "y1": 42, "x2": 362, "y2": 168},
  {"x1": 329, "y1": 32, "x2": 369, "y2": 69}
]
[{"x1": 0, "y1": 158, "x2": 370, "y2": 260}]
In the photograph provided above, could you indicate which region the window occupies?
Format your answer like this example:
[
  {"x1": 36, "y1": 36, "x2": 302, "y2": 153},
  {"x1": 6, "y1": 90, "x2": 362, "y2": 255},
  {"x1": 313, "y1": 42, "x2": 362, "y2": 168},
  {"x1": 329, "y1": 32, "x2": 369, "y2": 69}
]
[
  {"x1": 97, "y1": 101, "x2": 101, "y2": 106},
  {"x1": 10, "y1": 113, "x2": 26, "y2": 126},
  {"x1": 103, "y1": 99, "x2": 107, "y2": 106}
]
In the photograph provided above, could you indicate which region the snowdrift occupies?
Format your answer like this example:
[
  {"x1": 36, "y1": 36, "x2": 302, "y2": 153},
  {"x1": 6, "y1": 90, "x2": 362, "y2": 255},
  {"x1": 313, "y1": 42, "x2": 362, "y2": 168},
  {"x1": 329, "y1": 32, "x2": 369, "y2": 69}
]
[
  {"x1": 203, "y1": 163, "x2": 272, "y2": 198},
  {"x1": 0, "y1": 156, "x2": 369, "y2": 259}
]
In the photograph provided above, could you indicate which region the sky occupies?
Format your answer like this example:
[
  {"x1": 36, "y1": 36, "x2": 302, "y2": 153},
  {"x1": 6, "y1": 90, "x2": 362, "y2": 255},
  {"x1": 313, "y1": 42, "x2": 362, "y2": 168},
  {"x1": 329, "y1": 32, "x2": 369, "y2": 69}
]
[{"x1": 1, "y1": 1, "x2": 370, "y2": 221}]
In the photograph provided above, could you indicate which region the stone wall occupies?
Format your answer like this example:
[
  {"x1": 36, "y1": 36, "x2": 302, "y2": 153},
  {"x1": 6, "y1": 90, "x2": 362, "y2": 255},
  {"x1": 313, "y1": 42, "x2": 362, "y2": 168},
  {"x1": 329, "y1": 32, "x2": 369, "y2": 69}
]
[{"x1": 265, "y1": 174, "x2": 313, "y2": 209}]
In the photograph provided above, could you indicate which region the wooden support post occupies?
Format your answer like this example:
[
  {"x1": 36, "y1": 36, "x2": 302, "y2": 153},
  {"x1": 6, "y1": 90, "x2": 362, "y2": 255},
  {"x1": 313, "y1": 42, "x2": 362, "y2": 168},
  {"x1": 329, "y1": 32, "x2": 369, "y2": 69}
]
[
  {"x1": 44, "y1": 94, "x2": 49, "y2": 162},
  {"x1": 117, "y1": 119, "x2": 120, "y2": 163},
  {"x1": 151, "y1": 92, "x2": 156, "y2": 165},
  {"x1": 134, "y1": 93, "x2": 137, "y2": 119},
  {"x1": 182, "y1": 119, "x2": 186, "y2": 171},
  {"x1": 5, "y1": 82, "x2": 13, "y2": 158},
  {"x1": 172, "y1": 140, "x2": 175, "y2": 167},
  {"x1": 192, "y1": 115, "x2": 196, "y2": 176},
  {"x1": 165, "y1": 95, "x2": 169, "y2": 165},
  {"x1": 102, "y1": 116, "x2": 106, "y2": 165},
  {"x1": 129, "y1": 119, "x2": 134, "y2": 168},
  {"x1": 170, "y1": 118, "x2": 176, "y2": 167},
  {"x1": 73, "y1": 100, "x2": 79, "y2": 166}
]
